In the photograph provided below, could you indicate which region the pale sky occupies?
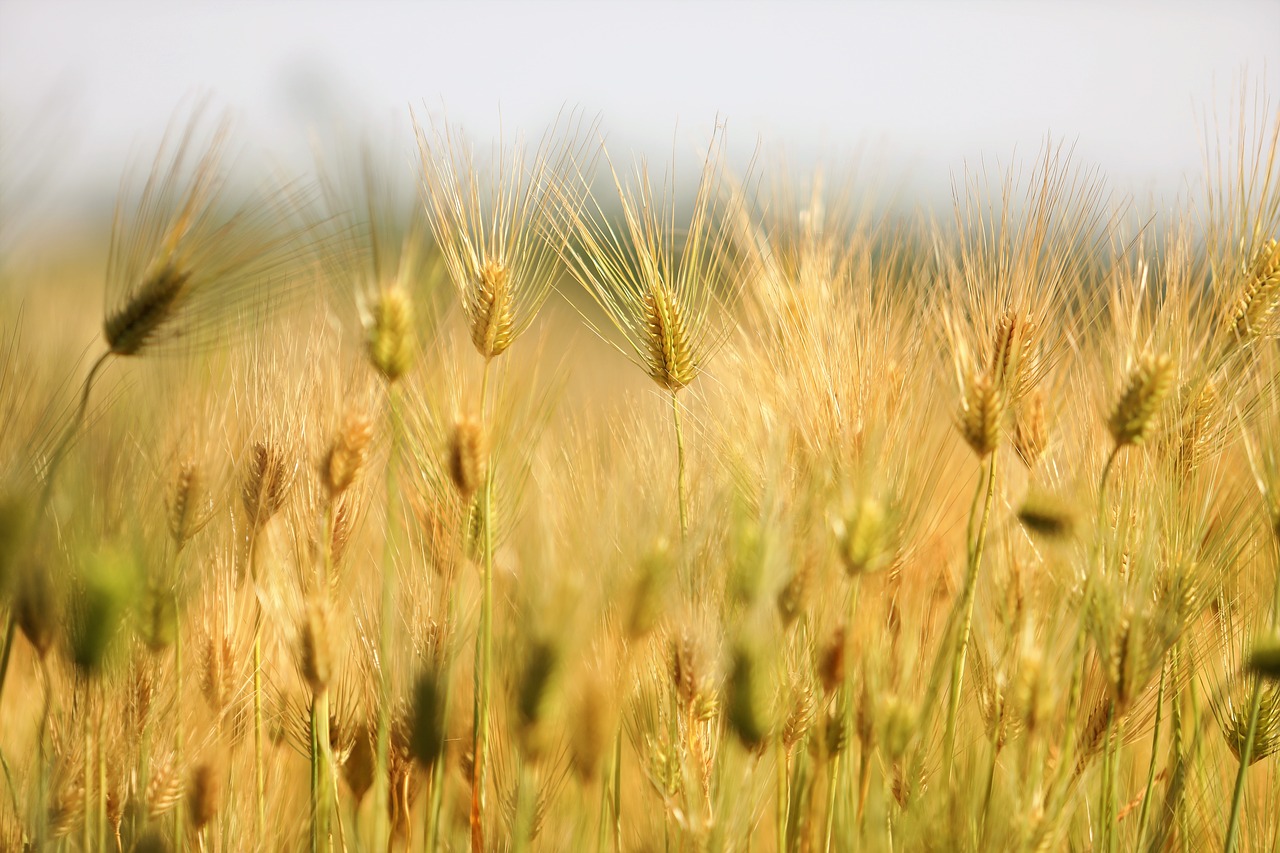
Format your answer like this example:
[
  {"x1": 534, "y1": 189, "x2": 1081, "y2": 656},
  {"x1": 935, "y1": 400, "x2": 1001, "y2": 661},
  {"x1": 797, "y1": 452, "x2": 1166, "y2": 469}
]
[{"x1": 1, "y1": 0, "x2": 1278, "y2": 215}]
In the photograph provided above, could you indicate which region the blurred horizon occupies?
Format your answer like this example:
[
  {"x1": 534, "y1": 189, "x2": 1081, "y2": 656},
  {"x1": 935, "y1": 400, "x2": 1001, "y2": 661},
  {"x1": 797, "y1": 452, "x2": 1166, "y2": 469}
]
[{"x1": 2, "y1": 0, "x2": 1279, "y2": 234}]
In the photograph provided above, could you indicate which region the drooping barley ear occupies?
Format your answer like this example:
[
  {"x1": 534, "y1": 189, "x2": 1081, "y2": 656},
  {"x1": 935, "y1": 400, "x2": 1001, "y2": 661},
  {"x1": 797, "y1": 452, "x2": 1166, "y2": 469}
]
[
  {"x1": 104, "y1": 263, "x2": 191, "y2": 356},
  {"x1": 323, "y1": 412, "x2": 374, "y2": 498},
  {"x1": 1013, "y1": 390, "x2": 1048, "y2": 468},
  {"x1": 468, "y1": 259, "x2": 516, "y2": 361},
  {"x1": 1107, "y1": 353, "x2": 1175, "y2": 448},
  {"x1": 643, "y1": 282, "x2": 697, "y2": 391},
  {"x1": 1228, "y1": 238, "x2": 1280, "y2": 341},
  {"x1": 366, "y1": 285, "x2": 415, "y2": 383},
  {"x1": 959, "y1": 370, "x2": 1006, "y2": 458},
  {"x1": 447, "y1": 417, "x2": 487, "y2": 500}
]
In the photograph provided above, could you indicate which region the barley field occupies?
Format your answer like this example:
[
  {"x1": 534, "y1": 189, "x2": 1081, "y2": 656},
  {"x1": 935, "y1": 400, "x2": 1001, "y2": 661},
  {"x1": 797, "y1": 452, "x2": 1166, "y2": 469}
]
[{"x1": 1, "y1": 90, "x2": 1279, "y2": 853}]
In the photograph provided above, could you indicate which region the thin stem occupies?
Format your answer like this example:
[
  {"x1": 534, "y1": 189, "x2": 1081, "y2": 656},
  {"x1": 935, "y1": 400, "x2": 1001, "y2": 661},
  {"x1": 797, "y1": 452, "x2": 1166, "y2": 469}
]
[
  {"x1": 98, "y1": 699, "x2": 107, "y2": 853},
  {"x1": 1104, "y1": 704, "x2": 1119, "y2": 853},
  {"x1": 83, "y1": 696, "x2": 93, "y2": 853},
  {"x1": 513, "y1": 761, "x2": 535, "y2": 853},
  {"x1": 472, "y1": 358, "x2": 495, "y2": 853},
  {"x1": 823, "y1": 751, "x2": 841, "y2": 853},
  {"x1": 253, "y1": 629, "x2": 265, "y2": 841},
  {"x1": 35, "y1": 660, "x2": 52, "y2": 850},
  {"x1": 944, "y1": 450, "x2": 999, "y2": 780},
  {"x1": 174, "y1": 553, "x2": 186, "y2": 846},
  {"x1": 0, "y1": 617, "x2": 14, "y2": 712},
  {"x1": 40, "y1": 349, "x2": 113, "y2": 510},
  {"x1": 428, "y1": 583, "x2": 457, "y2": 853},
  {"x1": 1098, "y1": 444, "x2": 1121, "y2": 508},
  {"x1": 671, "y1": 390, "x2": 688, "y2": 540},
  {"x1": 1135, "y1": 660, "x2": 1167, "y2": 851},
  {"x1": 374, "y1": 383, "x2": 403, "y2": 853},
  {"x1": 612, "y1": 727, "x2": 622, "y2": 853},
  {"x1": 312, "y1": 499, "x2": 337, "y2": 853},
  {"x1": 776, "y1": 740, "x2": 789, "y2": 853}
]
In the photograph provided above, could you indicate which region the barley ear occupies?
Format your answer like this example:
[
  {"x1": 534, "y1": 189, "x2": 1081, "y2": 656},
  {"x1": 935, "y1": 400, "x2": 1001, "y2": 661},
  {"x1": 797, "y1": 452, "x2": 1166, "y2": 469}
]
[
  {"x1": 1107, "y1": 353, "x2": 1175, "y2": 448},
  {"x1": 959, "y1": 370, "x2": 1006, "y2": 458},
  {"x1": 446, "y1": 416, "x2": 487, "y2": 500},
  {"x1": 367, "y1": 285, "x2": 415, "y2": 382},
  {"x1": 104, "y1": 262, "x2": 191, "y2": 356},
  {"x1": 1229, "y1": 238, "x2": 1280, "y2": 340},
  {"x1": 643, "y1": 283, "x2": 697, "y2": 391},
  {"x1": 467, "y1": 259, "x2": 515, "y2": 361}
]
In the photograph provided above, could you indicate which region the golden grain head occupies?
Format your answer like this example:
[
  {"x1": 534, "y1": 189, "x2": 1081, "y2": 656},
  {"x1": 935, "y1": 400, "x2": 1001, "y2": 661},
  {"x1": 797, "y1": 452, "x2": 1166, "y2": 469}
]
[
  {"x1": 782, "y1": 680, "x2": 817, "y2": 751},
  {"x1": 467, "y1": 258, "x2": 515, "y2": 360},
  {"x1": 324, "y1": 411, "x2": 375, "y2": 497},
  {"x1": 166, "y1": 459, "x2": 212, "y2": 549},
  {"x1": 1107, "y1": 352, "x2": 1175, "y2": 448},
  {"x1": 300, "y1": 599, "x2": 332, "y2": 693},
  {"x1": 1013, "y1": 390, "x2": 1048, "y2": 467},
  {"x1": 241, "y1": 440, "x2": 294, "y2": 529},
  {"x1": 446, "y1": 415, "x2": 487, "y2": 500},
  {"x1": 959, "y1": 369, "x2": 1006, "y2": 458},
  {"x1": 1229, "y1": 238, "x2": 1280, "y2": 340},
  {"x1": 990, "y1": 309, "x2": 1037, "y2": 402},
  {"x1": 643, "y1": 282, "x2": 697, "y2": 391},
  {"x1": 366, "y1": 285, "x2": 415, "y2": 382}
]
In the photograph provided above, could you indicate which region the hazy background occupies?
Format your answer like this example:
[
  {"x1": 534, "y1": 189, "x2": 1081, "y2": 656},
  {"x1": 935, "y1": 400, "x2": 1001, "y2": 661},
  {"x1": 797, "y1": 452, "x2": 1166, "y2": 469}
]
[{"x1": 1, "y1": 0, "x2": 1279, "y2": 229}]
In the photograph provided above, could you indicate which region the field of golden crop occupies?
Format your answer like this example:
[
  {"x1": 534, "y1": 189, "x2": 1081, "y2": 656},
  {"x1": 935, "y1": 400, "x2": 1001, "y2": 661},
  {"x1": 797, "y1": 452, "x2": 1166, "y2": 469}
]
[{"x1": 1, "y1": 95, "x2": 1279, "y2": 853}]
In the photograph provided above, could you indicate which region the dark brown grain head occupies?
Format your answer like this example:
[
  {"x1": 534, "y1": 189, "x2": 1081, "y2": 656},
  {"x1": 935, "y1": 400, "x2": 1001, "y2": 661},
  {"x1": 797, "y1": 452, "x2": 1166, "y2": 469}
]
[
  {"x1": 104, "y1": 262, "x2": 191, "y2": 356},
  {"x1": 187, "y1": 761, "x2": 222, "y2": 831}
]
